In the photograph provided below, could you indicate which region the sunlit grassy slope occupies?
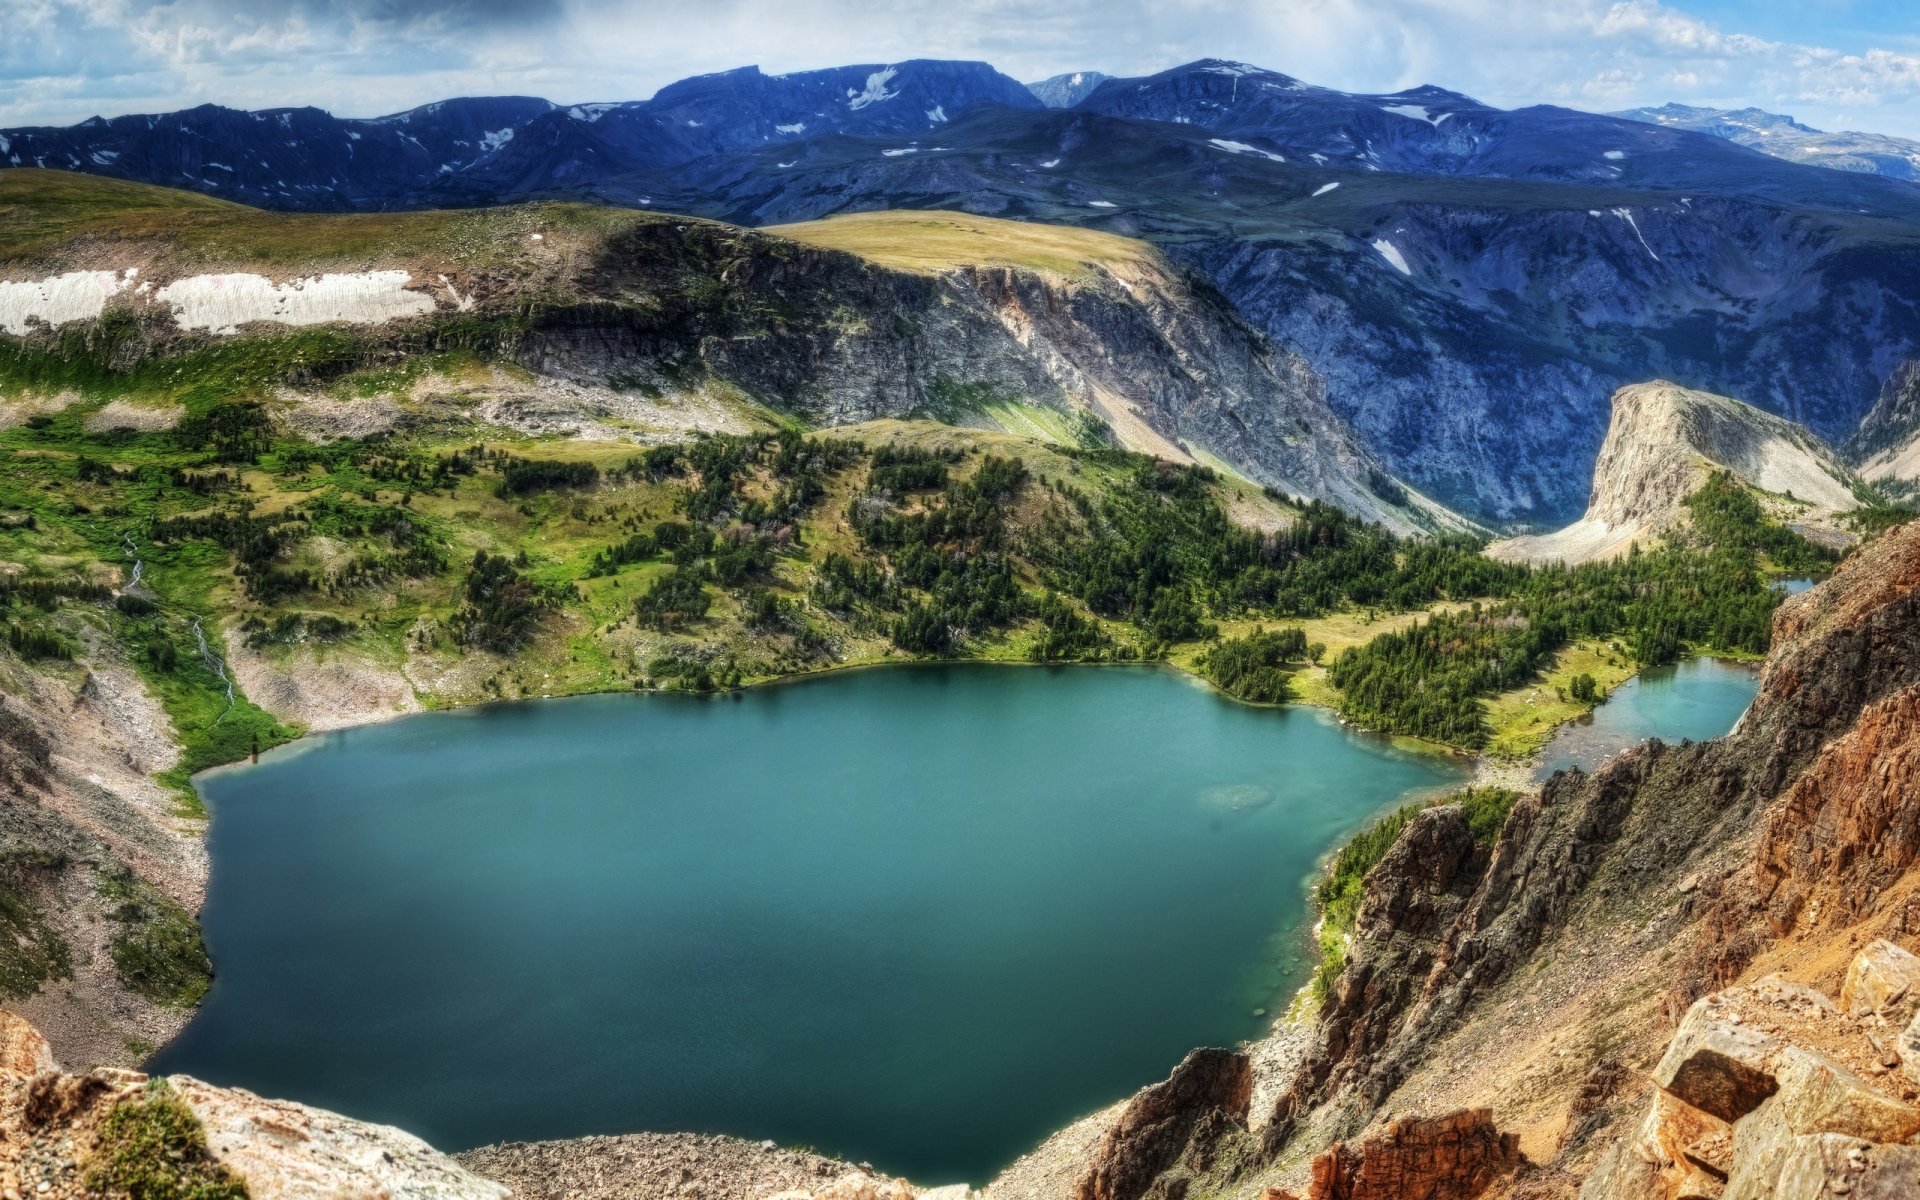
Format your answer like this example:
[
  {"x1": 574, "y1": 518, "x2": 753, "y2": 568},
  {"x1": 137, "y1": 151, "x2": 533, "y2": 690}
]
[
  {"x1": 766, "y1": 209, "x2": 1163, "y2": 279},
  {"x1": 0, "y1": 168, "x2": 671, "y2": 266}
]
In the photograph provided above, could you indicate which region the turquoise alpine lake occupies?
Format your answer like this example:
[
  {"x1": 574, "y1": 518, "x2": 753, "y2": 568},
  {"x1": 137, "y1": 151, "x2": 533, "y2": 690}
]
[
  {"x1": 1536, "y1": 657, "x2": 1761, "y2": 779},
  {"x1": 153, "y1": 665, "x2": 1466, "y2": 1183}
]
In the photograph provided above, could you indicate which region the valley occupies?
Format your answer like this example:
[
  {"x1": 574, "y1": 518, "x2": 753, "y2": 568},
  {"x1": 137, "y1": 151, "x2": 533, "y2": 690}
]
[{"x1": 3, "y1": 46, "x2": 1920, "y2": 1200}]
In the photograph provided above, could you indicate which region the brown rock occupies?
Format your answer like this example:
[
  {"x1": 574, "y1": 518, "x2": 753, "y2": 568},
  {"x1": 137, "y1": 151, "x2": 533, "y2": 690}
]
[
  {"x1": 1722, "y1": 1105, "x2": 1920, "y2": 1200},
  {"x1": 1673, "y1": 1163, "x2": 1725, "y2": 1200},
  {"x1": 1898, "y1": 1007, "x2": 1920, "y2": 1087},
  {"x1": 1755, "y1": 687, "x2": 1920, "y2": 937},
  {"x1": 0, "y1": 1010, "x2": 55, "y2": 1081},
  {"x1": 1073, "y1": 1048, "x2": 1252, "y2": 1200},
  {"x1": 1770, "y1": 1048, "x2": 1920, "y2": 1142},
  {"x1": 1653, "y1": 999, "x2": 1783, "y2": 1122},
  {"x1": 1306, "y1": 1109, "x2": 1521, "y2": 1200},
  {"x1": 1841, "y1": 940, "x2": 1920, "y2": 1021}
]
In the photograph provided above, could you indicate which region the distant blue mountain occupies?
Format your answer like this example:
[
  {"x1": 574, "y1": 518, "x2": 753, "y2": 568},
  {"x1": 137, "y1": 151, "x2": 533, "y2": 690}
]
[
  {"x1": 1613, "y1": 101, "x2": 1920, "y2": 182},
  {"x1": 1026, "y1": 72, "x2": 1112, "y2": 108},
  {"x1": 0, "y1": 60, "x2": 1038, "y2": 211}
]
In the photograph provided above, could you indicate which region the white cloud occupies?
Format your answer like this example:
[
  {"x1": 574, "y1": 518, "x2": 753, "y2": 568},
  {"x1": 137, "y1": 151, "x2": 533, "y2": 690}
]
[{"x1": 5, "y1": 0, "x2": 1920, "y2": 139}]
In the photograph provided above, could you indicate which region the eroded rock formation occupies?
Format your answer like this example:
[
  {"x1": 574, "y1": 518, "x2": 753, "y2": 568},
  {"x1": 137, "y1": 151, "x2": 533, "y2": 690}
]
[{"x1": 1490, "y1": 381, "x2": 1863, "y2": 565}]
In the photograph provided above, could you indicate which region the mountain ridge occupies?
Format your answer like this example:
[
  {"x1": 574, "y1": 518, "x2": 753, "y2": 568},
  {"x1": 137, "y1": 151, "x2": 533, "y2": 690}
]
[
  {"x1": 12, "y1": 57, "x2": 1920, "y2": 523},
  {"x1": 1614, "y1": 100, "x2": 1920, "y2": 181}
]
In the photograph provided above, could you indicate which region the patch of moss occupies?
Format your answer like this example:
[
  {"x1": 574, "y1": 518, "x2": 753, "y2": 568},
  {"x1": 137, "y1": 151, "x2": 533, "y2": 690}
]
[
  {"x1": 83, "y1": 1081, "x2": 249, "y2": 1200},
  {"x1": 100, "y1": 870, "x2": 213, "y2": 1009}
]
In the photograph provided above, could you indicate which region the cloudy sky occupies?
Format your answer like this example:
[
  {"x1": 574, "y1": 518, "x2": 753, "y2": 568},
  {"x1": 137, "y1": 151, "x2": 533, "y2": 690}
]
[{"x1": 6, "y1": 0, "x2": 1920, "y2": 137}]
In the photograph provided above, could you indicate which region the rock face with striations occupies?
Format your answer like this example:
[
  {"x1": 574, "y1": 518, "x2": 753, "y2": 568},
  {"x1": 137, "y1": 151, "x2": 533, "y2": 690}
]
[
  {"x1": 1273, "y1": 1109, "x2": 1523, "y2": 1200},
  {"x1": 1491, "y1": 380, "x2": 1863, "y2": 564}
]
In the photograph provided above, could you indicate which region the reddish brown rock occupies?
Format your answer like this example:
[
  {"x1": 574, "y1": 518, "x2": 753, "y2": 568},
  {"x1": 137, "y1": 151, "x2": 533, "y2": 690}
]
[
  {"x1": 0, "y1": 1009, "x2": 55, "y2": 1081},
  {"x1": 1756, "y1": 687, "x2": 1920, "y2": 936},
  {"x1": 1305, "y1": 1109, "x2": 1522, "y2": 1200},
  {"x1": 1073, "y1": 1048, "x2": 1252, "y2": 1200}
]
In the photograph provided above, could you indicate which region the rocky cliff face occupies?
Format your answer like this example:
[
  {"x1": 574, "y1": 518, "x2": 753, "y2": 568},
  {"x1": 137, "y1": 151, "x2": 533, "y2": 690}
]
[
  {"x1": 1850, "y1": 361, "x2": 1920, "y2": 491},
  {"x1": 1490, "y1": 381, "x2": 1863, "y2": 564},
  {"x1": 524, "y1": 218, "x2": 1443, "y2": 531}
]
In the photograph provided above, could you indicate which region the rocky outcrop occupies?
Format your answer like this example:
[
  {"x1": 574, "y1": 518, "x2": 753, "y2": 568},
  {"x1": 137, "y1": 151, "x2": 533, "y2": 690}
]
[
  {"x1": 1756, "y1": 686, "x2": 1920, "y2": 936},
  {"x1": 1582, "y1": 949, "x2": 1920, "y2": 1200},
  {"x1": 1272, "y1": 1110, "x2": 1523, "y2": 1200},
  {"x1": 0, "y1": 1009, "x2": 508, "y2": 1200},
  {"x1": 1491, "y1": 381, "x2": 1863, "y2": 564},
  {"x1": 1073, "y1": 1048, "x2": 1255, "y2": 1200}
]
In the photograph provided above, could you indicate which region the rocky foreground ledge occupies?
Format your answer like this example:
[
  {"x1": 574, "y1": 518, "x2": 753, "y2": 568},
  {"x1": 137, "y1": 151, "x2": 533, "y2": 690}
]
[{"x1": 0, "y1": 1008, "x2": 956, "y2": 1200}]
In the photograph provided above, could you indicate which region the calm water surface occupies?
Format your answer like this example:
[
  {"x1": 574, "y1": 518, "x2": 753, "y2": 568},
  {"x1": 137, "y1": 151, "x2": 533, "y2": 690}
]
[
  {"x1": 154, "y1": 665, "x2": 1466, "y2": 1183},
  {"x1": 1536, "y1": 657, "x2": 1760, "y2": 779}
]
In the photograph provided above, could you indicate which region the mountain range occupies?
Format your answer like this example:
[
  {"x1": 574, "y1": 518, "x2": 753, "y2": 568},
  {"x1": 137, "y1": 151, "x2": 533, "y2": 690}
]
[
  {"x1": 1613, "y1": 101, "x2": 1920, "y2": 181},
  {"x1": 8, "y1": 58, "x2": 1920, "y2": 524}
]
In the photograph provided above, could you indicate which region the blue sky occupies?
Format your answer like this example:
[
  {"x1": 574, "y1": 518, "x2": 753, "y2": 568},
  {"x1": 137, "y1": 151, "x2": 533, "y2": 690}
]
[{"x1": 5, "y1": 0, "x2": 1920, "y2": 137}]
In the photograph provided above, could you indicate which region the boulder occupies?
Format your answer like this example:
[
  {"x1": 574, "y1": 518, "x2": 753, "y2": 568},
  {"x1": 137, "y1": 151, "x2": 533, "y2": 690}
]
[
  {"x1": 172, "y1": 1076, "x2": 512, "y2": 1200},
  {"x1": 1653, "y1": 998, "x2": 1783, "y2": 1122},
  {"x1": 0, "y1": 1009, "x2": 55, "y2": 1081},
  {"x1": 1842, "y1": 940, "x2": 1920, "y2": 1021},
  {"x1": 1769, "y1": 1048, "x2": 1920, "y2": 1142},
  {"x1": 1722, "y1": 1108, "x2": 1920, "y2": 1200},
  {"x1": 1899, "y1": 1007, "x2": 1920, "y2": 1087}
]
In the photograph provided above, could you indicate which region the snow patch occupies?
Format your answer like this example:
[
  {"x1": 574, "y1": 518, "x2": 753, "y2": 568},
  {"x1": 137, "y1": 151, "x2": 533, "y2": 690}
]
[
  {"x1": 847, "y1": 67, "x2": 900, "y2": 111},
  {"x1": 154, "y1": 271, "x2": 437, "y2": 335},
  {"x1": 479, "y1": 128, "x2": 515, "y2": 153},
  {"x1": 1370, "y1": 239, "x2": 1412, "y2": 275},
  {"x1": 775, "y1": 122, "x2": 807, "y2": 134},
  {"x1": 0, "y1": 271, "x2": 130, "y2": 336},
  {"x1": 1208, "y1": 138, "x2": 1286, "y2": 163},
  {"x1": 1380, "y1": 104, "x2": 1450, "y2": 126},
  {"x1": 1603, "y1": 149, "x2": 1626, "y2": 160},
  {"x1": 1610, "y1": 207, "x2": 1661, "y2": 262},
  {"x1": 926, "y1": 105, "x2": 947, "y2": 123},
  {"x1": 1088, "y1": 200, "x2": 1117, "y2": 208},
  {"x1": 1311, "y1": 181, "x2": 1340, "y2": 197},
  {"x1": 1039, "y1": 158, "x2": 1061, "y2": 168}
]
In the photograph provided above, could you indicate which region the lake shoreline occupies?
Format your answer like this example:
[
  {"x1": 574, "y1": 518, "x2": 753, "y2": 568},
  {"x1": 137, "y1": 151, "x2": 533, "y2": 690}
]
[{"x1": 160, "y1": 663, "x2": 1469, "y2": 1182}]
